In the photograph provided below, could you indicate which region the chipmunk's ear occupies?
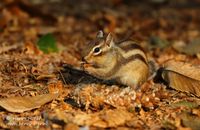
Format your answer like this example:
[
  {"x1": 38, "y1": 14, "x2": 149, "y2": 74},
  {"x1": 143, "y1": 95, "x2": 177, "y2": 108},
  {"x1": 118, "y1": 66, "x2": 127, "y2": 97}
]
[
  {"x1": 96, "y1": 30, "x2": 104, "y2": 39},
  {"x1": 105, "y1": 32, "x2": 114, "y2": 47}
]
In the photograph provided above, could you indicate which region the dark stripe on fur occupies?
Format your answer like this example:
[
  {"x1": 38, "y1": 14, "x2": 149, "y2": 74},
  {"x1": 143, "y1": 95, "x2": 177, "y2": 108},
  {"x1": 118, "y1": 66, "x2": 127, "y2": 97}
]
[
  {"x1": 104, "y1": 53, "x2": 147, "y2": 77},
  {"x1": 120, "y1": 42, "x2": 144, "y2": 52},
  {"x1": 124, "y1": 54, "x2": 147, "y2": 65}
]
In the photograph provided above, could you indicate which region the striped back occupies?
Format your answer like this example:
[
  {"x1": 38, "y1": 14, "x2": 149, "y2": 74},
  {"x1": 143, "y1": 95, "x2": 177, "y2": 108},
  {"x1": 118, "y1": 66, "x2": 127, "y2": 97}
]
[{"x1": 118, "y1": 41, "x2": 147, "y2": 65}]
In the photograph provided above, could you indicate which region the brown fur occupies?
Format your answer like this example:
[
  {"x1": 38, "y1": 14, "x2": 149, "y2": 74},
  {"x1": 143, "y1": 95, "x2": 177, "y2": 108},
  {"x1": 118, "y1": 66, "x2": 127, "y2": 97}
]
[{"x1": 82, "y1": 32, "x2": 149, "y2": 87}]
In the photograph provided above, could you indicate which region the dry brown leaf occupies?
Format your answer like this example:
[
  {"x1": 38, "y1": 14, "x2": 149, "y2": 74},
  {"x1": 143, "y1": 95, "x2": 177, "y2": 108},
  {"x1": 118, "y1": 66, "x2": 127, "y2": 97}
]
[
  {"x1": 48, "y1": 81, "x2": 64, "y2": 94},
  {"x1": 0, "y1": 93, "x2": 59, "y2": 113},
  {"x1": 104, "y1": 14, "x2": 117, "y2": 32},
  {"x1": 73, "y1": 112, "x2": 101, "y2": 127},
  {"x1": 161, "y1": 60, "x2": 200, "y2": 97},
  {"x1": 24, "y1": 41, "x2": 42, "y2": 55},
  {"x1": 181, "y1": 113, "x2": 200, "y2": 130},
  {"x1": 36, "y1": 74, "x2": 56, "y2": 80},
  {"x1": 38, "y1": 26, "x2": 57, "y2": 35},
  {"x1": 99, "y1": 108, "x2": 132, "y2": 127},
  {"x1": 64, "y1": 123, "x2": 79, "y2": 130},
  {"x1": 73, "y1": 108, "x2": 133, "y2": 128},
  {"x1": 173, "y1": 39, "x2": 200, "y2": 56}
]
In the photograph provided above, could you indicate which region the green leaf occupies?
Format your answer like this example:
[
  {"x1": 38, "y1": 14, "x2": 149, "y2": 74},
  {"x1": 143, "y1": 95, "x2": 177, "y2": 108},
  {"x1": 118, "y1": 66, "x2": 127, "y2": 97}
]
[
  {"x1": 37, "y1": 33, "x2": 58, "y2": 53},
  {"x1": 171, "y1": 100, "x2": 198, "y2": 109},
  {"x1": 149, "y1": 36, "x2": 170, "y2": 49}
]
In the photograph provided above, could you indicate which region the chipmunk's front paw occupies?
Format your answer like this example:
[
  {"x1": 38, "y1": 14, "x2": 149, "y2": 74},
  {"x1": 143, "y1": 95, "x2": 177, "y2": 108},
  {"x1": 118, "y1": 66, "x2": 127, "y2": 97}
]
[{"x1": 81, "y1": 63, "x2": 95, "y2": 74}]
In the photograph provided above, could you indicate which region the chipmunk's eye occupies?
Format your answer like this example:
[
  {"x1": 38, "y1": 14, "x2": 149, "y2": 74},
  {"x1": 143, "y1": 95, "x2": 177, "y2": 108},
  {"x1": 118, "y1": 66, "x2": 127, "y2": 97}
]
[{"x1": 93, "y1": 47, "x2": 101, "y2": 54}]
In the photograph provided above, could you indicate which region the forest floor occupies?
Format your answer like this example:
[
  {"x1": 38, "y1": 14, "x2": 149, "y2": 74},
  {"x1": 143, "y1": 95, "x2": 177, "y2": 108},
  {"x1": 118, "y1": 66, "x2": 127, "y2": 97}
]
[{"x1": 0, "y1": 0, "x2": 200, "y2": 129}]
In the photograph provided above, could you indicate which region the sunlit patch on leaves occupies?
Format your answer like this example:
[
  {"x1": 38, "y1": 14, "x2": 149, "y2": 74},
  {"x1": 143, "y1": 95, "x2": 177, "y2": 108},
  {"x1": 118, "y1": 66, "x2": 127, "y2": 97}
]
[
  {"x1": 159, "y1": 60, "x2": 200, "y2": 97},
  {"x1": 37, "y1": 33, "x2": 58, "y2": 53}
]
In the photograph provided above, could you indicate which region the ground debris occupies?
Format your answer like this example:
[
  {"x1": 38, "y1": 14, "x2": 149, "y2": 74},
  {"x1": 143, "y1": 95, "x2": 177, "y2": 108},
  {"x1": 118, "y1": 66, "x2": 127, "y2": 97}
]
[{"x1": 1, "y1": 0, "x2": 200, "y2": 129}]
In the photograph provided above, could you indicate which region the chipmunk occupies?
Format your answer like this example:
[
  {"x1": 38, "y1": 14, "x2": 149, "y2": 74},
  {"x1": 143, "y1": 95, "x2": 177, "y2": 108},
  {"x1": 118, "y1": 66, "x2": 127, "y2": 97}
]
[{"x1": 82, "y1": 31, "x2": 149, "y2": 88}]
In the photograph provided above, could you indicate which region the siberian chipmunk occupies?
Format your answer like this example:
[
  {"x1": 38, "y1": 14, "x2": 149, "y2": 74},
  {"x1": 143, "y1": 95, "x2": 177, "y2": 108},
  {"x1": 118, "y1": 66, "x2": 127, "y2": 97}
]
[{"x1": 82, "y1": 31, "x2": 149, "y2": 88}]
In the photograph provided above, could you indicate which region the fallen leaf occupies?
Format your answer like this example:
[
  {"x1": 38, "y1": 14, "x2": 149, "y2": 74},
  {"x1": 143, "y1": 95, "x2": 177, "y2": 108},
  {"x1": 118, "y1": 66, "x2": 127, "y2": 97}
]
[
  {"x1": 0, "y1": 93, "x2": 58, "y2": 113},
  {"x1": 104, "y1": 14, "x2": 117, "y2": 32},
  {"x1": 99, "y1": 108, "x2": 132, "y2": 127},
  {"x1": 162, "y1": 121, "x2": 177, "y2": 130},
  {"x1": 73, "y1": 112, "x2": 101, "y2": 127},
  {"x1": 149, "y1": 36, "x2": 170, "y2": 49},
  {"x1": 181, "y1": 113, "x2": 200, "y2": 130},
  {"x1": 173, "y1": 39, "x2": 200, "y2": 55},
  {"x1": 36, "y1": 74, "x2": 56, "y2": 80},
  {"x1": 37, "y1": 33, "x2": 58, "y2": 53},
  {"x1": 38, "y1": 26, "x2": 57, "y2": 35},
  {"x1": 160, "y1": 60, "x2": 200, "y2": 97},
  {"x1": 64, "y1": 123, "x2": 79, "y2": 130},
  {"x1": 24, "y1": 41, "x2": 42, "y2": 55},
  {"x1": 72, "y1": 108, "x2": 133, "y2": 128},
  {"x1": 171, "y1": 100, "x2": 199, "y2": 109},
  {"x1": 48, "y1": 81, "x2": 64, "y2": 94}
]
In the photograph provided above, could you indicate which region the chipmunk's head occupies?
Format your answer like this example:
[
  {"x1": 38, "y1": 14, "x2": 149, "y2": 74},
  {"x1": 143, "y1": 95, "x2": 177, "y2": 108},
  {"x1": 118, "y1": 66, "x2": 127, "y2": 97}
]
[{"x1": 82, "y1": 31, "x2": 117, "y2": 76}]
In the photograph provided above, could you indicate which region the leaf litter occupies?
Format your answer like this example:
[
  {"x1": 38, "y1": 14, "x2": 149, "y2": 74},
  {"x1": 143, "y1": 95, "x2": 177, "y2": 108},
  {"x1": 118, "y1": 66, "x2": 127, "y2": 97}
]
[{"x1": 1, "y1": 0, "x2": 200, "y2": 129}]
